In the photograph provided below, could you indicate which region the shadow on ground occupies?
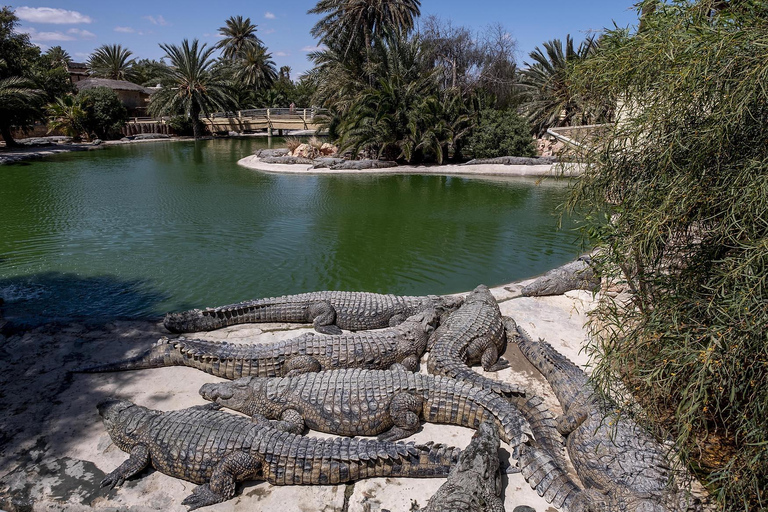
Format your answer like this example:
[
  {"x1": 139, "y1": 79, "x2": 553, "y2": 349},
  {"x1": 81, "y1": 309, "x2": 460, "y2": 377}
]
[{"x1": 0, "y1": 272, "x2": 175, "y2": 510}]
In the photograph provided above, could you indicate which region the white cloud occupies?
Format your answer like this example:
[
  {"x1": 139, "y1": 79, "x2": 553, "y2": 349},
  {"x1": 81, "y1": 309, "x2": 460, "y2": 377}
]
[
  {"x1": 19, "y1": 27, "x2": 75, "y2": 42},
  {"x1": 302, "y1": 45, "x2": 326, "y2": 52},
  {"x1": 264, "y1": 12, "x2": 276, "y2": 20},
  {"x1": 275, "y1": 51, "x2": 289, "y2": 57},
  {"x1": 67, "y1": 28, "x2": 96, "y2": 38},
  {"x1": 114, "y1": 26, "x2": 135, "y2": 33},
  {"x1": 15, "y1": 6, "x2": 92, "y2": 24},
  {"x1": 144, "y1": 15, "x2": 168, "y2": 26}
]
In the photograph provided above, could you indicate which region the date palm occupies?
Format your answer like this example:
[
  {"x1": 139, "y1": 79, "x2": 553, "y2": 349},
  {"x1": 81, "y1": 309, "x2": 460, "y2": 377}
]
[
  {"x1": 239, "y1": 45, "x2": 277, "y2": 89},
  {"x1": 310, "y1": 0, "x2": 421, "y2": 59},
  {"x1": 44, "y1": 46, "x2": 71, "y2": 68},
  {"x1": 518, "y1": 35, "x2": 598, "y2": 135},
  {"x1": 88, "y1": 44, "x2": 135, "y2": 81},
  {"x1": 148, "y1": 39, "x2": 235, "y2": 139},
  {"x1": 0, "y1": 74, "x2": 44, "y2": 146},
  {"x1": 46, "y1": 94, "x2": 87, "y2": 141},
  {"x1": 216, "y1": 15, "x2": 263, "y2": 60}
]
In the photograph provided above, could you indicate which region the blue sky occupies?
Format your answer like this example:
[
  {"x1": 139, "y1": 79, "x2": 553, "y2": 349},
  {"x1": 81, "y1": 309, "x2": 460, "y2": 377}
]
[{"x1": 11, "y1": 1, "x2": 641, "y2": 77}]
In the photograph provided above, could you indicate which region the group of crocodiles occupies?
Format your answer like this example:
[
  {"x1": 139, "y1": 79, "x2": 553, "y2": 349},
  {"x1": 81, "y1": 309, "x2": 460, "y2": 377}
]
[{"x1": 74, "y1": 275, "x2": 702, "y2": 511}]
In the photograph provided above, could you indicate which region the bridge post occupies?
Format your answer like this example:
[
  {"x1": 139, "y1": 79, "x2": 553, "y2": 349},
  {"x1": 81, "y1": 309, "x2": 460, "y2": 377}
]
[
  {"x1": 266, "y1": 108, "x2": 272, "y2": 137},
  {"x1": 303, "y1": 108, "x2": 308, "y2": 130}
]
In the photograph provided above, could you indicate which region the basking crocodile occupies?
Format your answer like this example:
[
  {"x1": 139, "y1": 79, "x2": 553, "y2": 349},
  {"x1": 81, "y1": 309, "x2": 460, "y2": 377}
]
[
  {"x1": 98, "y1": 399, "x2": 461, "y2": 510},
  {"x1": 421, "y1": 419, "x2": 504, "y2": 512},
  {"x1": 515, "y1": 326, "x2": 698, "y2": 511},
  {"x1": 199, "y1": 367, "x2": 532, "y2": 447},
  {"x1": 164, "y1": 291, "x2": 463, "y2": 335},
  {"x1": 76, "y1": 310, "x2": 438, "y2": 378},
  {"x1": 427, "y1": 285, "x2": 523, "y2": 396},
  {"x1": 520, "y1": 256, "x2": 600, "y2": 297}
]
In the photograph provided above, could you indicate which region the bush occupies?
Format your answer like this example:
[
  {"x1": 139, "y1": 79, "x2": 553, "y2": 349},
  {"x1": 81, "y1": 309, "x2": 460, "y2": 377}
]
[
  {"x1": 166, "y1": 115, "x2": 194, "y2": 136},
  {"x1": 466, "y1": 109, "x2": 535, "y2": 159},
  {"x1": 568, "y1": 2, "x2": 768, "y2": 509},
  {"x1": 75, "y1": 87, "x2": 127, "y2": 139}
]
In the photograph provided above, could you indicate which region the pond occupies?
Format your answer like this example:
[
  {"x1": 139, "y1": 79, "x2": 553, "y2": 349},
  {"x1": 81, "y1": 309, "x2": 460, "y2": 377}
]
[{"x1": 0, "y1": 138, "x2": 583, "y2": 323}]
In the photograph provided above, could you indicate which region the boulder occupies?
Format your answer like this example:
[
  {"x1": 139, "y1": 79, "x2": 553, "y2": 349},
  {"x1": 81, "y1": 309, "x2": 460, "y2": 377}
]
[{"x1": 320, "y1": 143, "x2": 338, "y2": 156}]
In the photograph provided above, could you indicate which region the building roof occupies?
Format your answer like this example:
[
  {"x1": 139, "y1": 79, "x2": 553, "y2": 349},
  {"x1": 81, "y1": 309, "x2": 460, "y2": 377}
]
[{"x1": 75, "y1": 78, "x2": 156, "y2": 95}]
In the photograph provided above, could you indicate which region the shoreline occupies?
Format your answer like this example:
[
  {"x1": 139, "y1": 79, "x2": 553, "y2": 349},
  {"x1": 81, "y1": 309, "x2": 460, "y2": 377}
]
[{"x1": 238, "y1": 154, "x2": 583, "y2": 177}]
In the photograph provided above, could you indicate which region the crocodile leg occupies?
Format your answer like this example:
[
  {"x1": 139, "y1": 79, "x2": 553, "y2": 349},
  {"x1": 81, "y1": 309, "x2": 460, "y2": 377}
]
[
  {"x1": 274, "y1": 409, "x2": 306, "y2": 435},
  {"x1": 467, "y1": 336, "x2": 510, "y2": 372},
  {"x1": 101, "y1": 445, "x2": 150, "y2": 488},
  {"x1": 283, "y1": 355, "x2": 323, "y2": 377},
  {"x1": 388, "y1": 313, "x2": 407, "y2": 326},
  {"x1": 397, "y1": 355, "x2": 420, "y2": 372},
  {"x1": 308, "y1": 300, "x2": 342, "y2": 335},
  {"x1": 181, "y1": 451, "x2": 263, "y2": 511},
  {"x1": 378, "y1": 392, "x2": 423, "y2": 442},
  {"x1": 556, "y1": 407, "x2": 588, "y2": 436}
]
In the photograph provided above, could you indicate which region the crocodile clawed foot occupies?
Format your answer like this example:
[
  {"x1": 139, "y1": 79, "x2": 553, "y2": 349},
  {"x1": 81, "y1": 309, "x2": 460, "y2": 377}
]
[
  {"x1": 486, "y1": 358, "x2": 510, "y2": 372},
  {"x1": 315, "y1": 324, "x2": 343, "y2": 335},
  {"x1": 100, "y1": 471, "x2": 125, "y2": 489},
  {"x1": 182, "y1": 484, "x2": 226, "y2": 511}
]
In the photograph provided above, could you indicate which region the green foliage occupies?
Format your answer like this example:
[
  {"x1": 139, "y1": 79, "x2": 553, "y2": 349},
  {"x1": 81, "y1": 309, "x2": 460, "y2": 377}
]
[
  {"x1": 88, "y1": 44, "x2": 135, "y2": 81},
  {"x1": 46, "y1": 94, "x2": 88, "y2": 141},
  {"x1": 568, "y1": 1, "x2": 768, "y2": 509},
  {"x1": 466, "y1": 109, "x2": 535, "y2": 158},
  {"x1": 166, "y1": 115, "x2": 194, "y2": 136},
  {"x1": 76, "y1": 87, "x2": 127, "y2": 139},
  {"x1": 148, "y1": 39, "x2": 235, "y2": 139},
  {"x1": 519, "y1": 35, "x2": 608, "y2": 135},
  {"x1": 215, "y1": 15, "x2": 264, "y2": 60},
  {"x1": 130, "y1": 59, "x2": 167, "y2": 87}
]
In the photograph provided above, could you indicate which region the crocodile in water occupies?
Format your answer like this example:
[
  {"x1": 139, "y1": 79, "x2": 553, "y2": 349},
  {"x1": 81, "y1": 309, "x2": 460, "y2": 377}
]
[
  {"x1": 164, "y1": 291, "x2": 463, "y2": 335},
  {"x1": 98, "y1": 399, "x2": 461, "y2": 510},
  {"x1": 76, "y1": 310, "x2": 438, "y2": 378},
  {"x1": 199, "y1": 367, "x2": 531, "y2": 447}
]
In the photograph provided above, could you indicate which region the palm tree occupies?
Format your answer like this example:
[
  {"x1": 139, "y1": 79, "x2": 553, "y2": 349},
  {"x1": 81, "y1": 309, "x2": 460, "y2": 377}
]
[
  {"x1": 215, "y1": 15, "x2": 264, "y2": 60},
  {"x1": 148, "y1": 39, "x2": 235, "y2": 139},
  {"x1": 0, "y1": 74, "x2": 44, "y2": 146},
  {"x1": 238, "y1": 45, "x2": 277, "y2": 89},
  {"x1": 518, "y1": 35, "x2": 598, "y2": 135},
  {"x1": 46, "y1": 94, "x2": 88, "y2": 141},
  {"x1": 88, "y1": 44, "x2": 135, "y2": 81},
  {"x1": 44, "y1": 46, "x2": 71, "y2": 68},
  {"x1": 309, "y1": 0, "x2": 421, "y2": 60}
]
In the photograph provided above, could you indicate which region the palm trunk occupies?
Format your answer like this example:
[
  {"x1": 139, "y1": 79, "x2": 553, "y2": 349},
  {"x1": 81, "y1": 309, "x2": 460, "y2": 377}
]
[
  {"x1": 1, "y1": 124, "x2": 18, "y2": 147},
  {"x1": 190, "y1": 102, "x2": 202, "y2": 140}
]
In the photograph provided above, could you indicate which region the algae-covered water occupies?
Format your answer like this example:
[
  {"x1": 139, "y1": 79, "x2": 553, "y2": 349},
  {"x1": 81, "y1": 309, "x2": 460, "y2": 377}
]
[{"x1": 0, "y1": 138, "x2": 582, "y2": 323}]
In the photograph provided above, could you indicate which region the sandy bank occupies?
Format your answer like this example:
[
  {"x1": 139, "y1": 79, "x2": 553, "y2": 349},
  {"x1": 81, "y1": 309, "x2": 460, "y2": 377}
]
[{"x1": 238, "y1": 154, "x2": 583, "y2": 177}]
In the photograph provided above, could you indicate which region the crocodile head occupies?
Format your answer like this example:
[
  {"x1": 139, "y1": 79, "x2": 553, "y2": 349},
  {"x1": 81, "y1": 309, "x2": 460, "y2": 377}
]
[
  {"x1": 97, "y1": 398, "x2": 153, "y2": 451},
  {"x1": 200, "y1": 377, "x2": 278, "y2": 418}
]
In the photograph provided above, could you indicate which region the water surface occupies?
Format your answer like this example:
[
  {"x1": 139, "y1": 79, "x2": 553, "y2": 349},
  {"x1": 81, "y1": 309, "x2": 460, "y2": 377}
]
[{"x1": 0, "y1": 139, "x2": 581, "y2": 323}]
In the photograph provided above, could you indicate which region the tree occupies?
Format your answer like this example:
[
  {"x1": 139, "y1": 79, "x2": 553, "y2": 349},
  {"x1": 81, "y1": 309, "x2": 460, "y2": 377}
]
[
  {"x1": 46, "y1": 94, "x2": 88, "y2": 141},
  {"x1": 44, "y1": 46, "x2": 71, "y2": 68},
  {"x1": 88, "y1": 44, "x2": 135, "y2": 81},
  {"x1": 568, "y1": 1, "x2": 768, "y2": 508},
  {"x1": 309, "y1": 0, "x2": 421, "y2": 70},
  {"x1": 518, "y1": 35, "x2": 599, "y2": 135},
  {"x1": 466, "y1": 109, "x2": 535, "y2": 158},
  {"x1": 0, "y1": 7, "x2": 45, "y2": 146},
  {"x1": 215, "y1": 15, "x2": 263, "y2": 60},
  {"x1": 130, "y1": 58, "x2": 167, "y2": 86},
  {"x1": 148, "y1": 39, "x2": 235, "y2": 139},
  {"x1": 76, "y1": 86, "x2": 127, "y2": 139},
  {"x1": 238, "y1": 45, "x2": 277, "y2": 89}
]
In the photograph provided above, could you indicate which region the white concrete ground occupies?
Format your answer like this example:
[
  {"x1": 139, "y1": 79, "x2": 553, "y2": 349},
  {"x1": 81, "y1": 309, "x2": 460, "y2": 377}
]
[{"x1": 0, "y1": 278, "x2": 600, "y2": 512}]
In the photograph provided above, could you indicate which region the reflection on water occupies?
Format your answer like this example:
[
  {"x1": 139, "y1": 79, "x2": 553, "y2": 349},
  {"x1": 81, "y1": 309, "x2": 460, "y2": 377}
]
[{"x1": 0, "y1": 138, "x2": 581, "y2": 321}]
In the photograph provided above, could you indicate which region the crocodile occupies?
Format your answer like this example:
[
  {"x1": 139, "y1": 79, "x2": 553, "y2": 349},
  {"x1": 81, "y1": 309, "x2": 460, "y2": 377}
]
[
  {"x1": 520, "y1": 256, "x2": 600, "y2": 297},
  {"x1": 421, "y1": 419, "x2": 504, "y2": 512},
  {"x1": 76, "y1": 310, "x2": 438, "y2": 378},
  {"x1": 426, "y1": 285, "x2": 523, "y2": 396},
  {"x1": 515, "y1": 326, "x2": 699, "y2": 511},
  {"x1": 199, "y1": 367, "x2": 532, "y2": 448},
  {"x1": 164, "y1": 291, "x2": 463, "y2": 335},
  {"x1": 98, "y1": 398, "x2": 461, "y2": 510},
  {"x1": 501, "y1": 318, "x2": 592, "y2": 512}
]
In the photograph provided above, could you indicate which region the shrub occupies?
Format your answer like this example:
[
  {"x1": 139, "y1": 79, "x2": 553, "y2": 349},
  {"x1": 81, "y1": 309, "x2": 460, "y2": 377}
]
[
  {"x1": 166, "y1": 115, "x2": 194, "y2": 136},
  {"x1": 75, "y1": 86, "x2": 127, "y2": 139},
  {"x1": 466, "y1": 109, "x2": 535, "y2": 159},
  {"x1": 568, "y1": 1, "x2": 768, "y2": 509}
]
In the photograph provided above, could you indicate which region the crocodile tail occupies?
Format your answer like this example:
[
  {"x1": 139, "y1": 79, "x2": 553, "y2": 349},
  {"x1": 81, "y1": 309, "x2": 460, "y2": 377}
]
[
  {"x1": 74, "y1": 337, "x2": 177, "y2": 372},
  {"x1": 517, "y1": 444, "x2": 589, "y2": 511},
  {"x1": 427, "y1": 354, "x2": 526, "y2": 398},
  {"x1": 382, "y1": 440, "x2": 462, "y2": 479},
  {"x1": 164, "y1": 299, "x2": 313, "y2": 333}
]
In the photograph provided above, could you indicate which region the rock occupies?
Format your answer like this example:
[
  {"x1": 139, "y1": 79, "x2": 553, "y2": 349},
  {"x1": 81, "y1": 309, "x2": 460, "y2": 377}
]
[
  {"x1": 254, "y1": 148, "x2": 290, "y2": 158},
  {"x1": 292, "y1": 143, "x2": 313, "y2": 158},
  {"x1": 329, "y1": 159, "x2": 397, "y2": 170},
  {"x1": 463, "y1": 156, "x2": 556, "y2": 166},
  {"x1": 320, "y1": 143, "x2": 337, "y2": 156},
  {"x1": 311, "y1": 157, "x2": 345, "y2": 169}
]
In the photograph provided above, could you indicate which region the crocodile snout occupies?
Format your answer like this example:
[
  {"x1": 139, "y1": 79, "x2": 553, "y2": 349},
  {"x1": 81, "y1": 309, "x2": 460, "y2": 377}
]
[{"x1": 200, "y1": 383, "x2": 233, "y2": 401}]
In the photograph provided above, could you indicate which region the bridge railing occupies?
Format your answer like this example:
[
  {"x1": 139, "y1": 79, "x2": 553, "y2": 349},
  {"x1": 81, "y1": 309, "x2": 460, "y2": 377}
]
[{"x1": 208, "y1": 108, "x2": 327, "y2": 120}]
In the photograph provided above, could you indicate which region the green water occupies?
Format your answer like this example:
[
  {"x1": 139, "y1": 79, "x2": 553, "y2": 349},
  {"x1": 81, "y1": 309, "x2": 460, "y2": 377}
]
[{"x1": 0, "y1": 138, "x2": 582, "y2": 323}]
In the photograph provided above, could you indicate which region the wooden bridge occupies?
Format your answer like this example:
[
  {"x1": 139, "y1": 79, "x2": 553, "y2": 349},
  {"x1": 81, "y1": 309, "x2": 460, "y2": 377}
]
[{"x1": 122, "y1": 108, "x2": 325, "y2": 137}]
